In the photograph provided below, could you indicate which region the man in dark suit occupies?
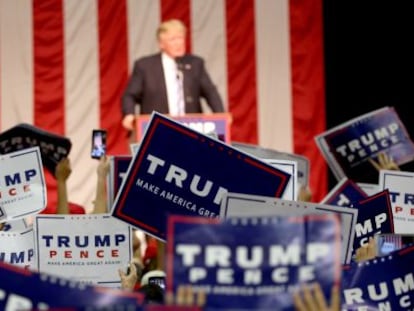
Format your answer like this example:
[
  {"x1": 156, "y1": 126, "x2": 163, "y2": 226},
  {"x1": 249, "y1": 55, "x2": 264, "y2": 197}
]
[{"x1": 121, "y1": 19, "x2": 224, "y2": 131}]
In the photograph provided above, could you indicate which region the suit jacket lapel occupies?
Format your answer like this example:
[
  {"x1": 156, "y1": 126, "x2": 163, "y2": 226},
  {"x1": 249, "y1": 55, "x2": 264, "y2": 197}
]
[{"x1": 155, "y1": 53, "x2": 169, "y2": 112}]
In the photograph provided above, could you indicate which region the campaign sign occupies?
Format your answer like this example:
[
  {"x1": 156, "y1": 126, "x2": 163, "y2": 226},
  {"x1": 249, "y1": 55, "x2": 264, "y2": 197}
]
[
  {"x1": 352, "y1": 190, "x2": 394, "y2": 255},
  {"x1": 341, "y1": 245, "x2": 414, "y2": 310},
  {"x1": 232, "y1": 141, "x2": 310, "y2": 188},
  {"x1": 34, "y1": 214, "x2": 133, "y2": 287},
  {"x1": 220, "y1": 192, "x2": 358, "y2": 264},
  {"x1": 0, "y1": 261, "x2": 144, "y2": 310},
  {"x1": 112, "y1": 112, "x2": 291, "y2": 241},
  {"x1": 145, "y1": 306, "x2": 201, "y2": 311},
  {"x1": 379, "y1": 169, "x2": 414, "y2": 234},
  {"x1": 263, "y1": 159, "x2": 297, "y2": 200},
  {"x1": 320, "y1": 178, "x2": 367, "y2": 207},
  {"x1": 130, "y1": 143, "x2": 140, "y2": 155},
  {"x1": 167, "y1": 214, "x2": 342, "y2": 310},
  {"x1": 315, "y1": 106, "x2": 414, "y2": 183},
  {"x1": 0, "y1": 146, "x2": 47, "y2": 222},
  {"x1": 0, "y1": 227, "x2": 34, "y2": 270},
  {"x1": 136, "y1": 113, "x2": 232, "y2": 143},
  {"x1": 0, "y1": 218, "x2": 28, "y2": 232},
  {"x1": 108, "y1": 155, "x2": 132, "y2": 209},
  {"x1": 357, "y1": 182, "x2": 379, "y2": 197}
]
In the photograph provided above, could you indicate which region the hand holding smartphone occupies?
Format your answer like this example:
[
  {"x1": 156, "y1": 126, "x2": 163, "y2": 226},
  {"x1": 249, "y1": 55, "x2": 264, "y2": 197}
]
[{"x1": 91, "y1": 129, "x2": 107, "y2": 159}]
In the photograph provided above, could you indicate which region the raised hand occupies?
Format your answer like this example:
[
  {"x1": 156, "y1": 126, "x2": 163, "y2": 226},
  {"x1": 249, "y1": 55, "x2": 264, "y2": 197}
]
[{"x1": 368, "y1": 152, "x2": 400, "y2": 171}]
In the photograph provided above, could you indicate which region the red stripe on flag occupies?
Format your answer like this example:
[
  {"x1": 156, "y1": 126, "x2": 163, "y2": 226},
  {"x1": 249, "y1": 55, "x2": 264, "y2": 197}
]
[
  {"x1": 33, "y1": 0, "x2": 65, "y2": 134},
  {"x1": 160, "y1": 0, "x2": 191, "y2": 53},
  {"x1": 290, "y1": 0, "x2": 327, "y2": 201},
  {"x1": 226, "y1": 0, "x2": 258, "y2": 144},
  {"x1": 98, "y1": 0, "x2": 129, "y2": 155},
  {"x1": 33, "y1": 0, "x2": 66, "y2": 214}
]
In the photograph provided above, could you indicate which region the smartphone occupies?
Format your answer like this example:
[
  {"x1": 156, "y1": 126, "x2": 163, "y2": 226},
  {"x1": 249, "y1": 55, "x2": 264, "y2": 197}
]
[
  {"x1": 375, "y1": 233, "x2": 414, "y2": 257},
  {"x1": 91, "y1": 129, "x2": 107, "y2": 159}
]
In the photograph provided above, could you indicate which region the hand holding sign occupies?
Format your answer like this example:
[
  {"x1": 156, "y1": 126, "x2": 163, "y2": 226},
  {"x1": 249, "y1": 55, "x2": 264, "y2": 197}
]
[{"x1": 368, "y1": 152, "x2": 400, "y2": 171}]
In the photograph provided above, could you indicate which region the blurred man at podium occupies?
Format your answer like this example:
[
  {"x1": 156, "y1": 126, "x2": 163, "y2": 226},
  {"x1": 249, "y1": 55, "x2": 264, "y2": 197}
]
[{"x1": 121, "y1": 18, "x2": 224, "y2": 136}]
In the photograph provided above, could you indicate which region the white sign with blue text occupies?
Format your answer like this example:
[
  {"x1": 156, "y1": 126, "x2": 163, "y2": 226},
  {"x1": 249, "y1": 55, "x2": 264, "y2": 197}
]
[
  {"x1": 0, "y1": 147, "x2": 46, "y2": 222},
  {"x1": 263, "y1": 159, "x2": 297, "y2": 200},
  {"x1": 379, "y1": 169, "x2": 414, "y2": 234},
  {"x1": 0, "y1": 227, "x2": 35, "y2": 270},
  {"x1": 34, "y1": 214, "x2": 133, "y2": 287}
]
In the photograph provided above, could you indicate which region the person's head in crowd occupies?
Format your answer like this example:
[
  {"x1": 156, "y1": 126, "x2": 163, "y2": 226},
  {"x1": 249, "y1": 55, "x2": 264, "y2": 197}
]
[
  {"x1": 140, "y1": 270, "x2": 166, "y2": 288},
  {"x1": 138, "y1": 283, "x2": 165, "y2": 305},
  {"x1": 157, "y1": 19, "x2": 186, "y2": 59},
  {"x1": 139, "y1": 270, "x2": 166, "y2": 304}
]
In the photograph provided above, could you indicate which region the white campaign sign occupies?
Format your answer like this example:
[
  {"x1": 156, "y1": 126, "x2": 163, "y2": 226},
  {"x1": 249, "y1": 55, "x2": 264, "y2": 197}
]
[
  {"x1": 357, "y1": 182, "x2": 380, "y2": 197},
  {"x1": 0, "y1": 227, "x2": 35, "y2": 269},
  {"x1": 220, "y1": 192, "x2": 358, "y2": 264},
  {"x1": 34, "y1": 214, "x2": 133, "y2": 288},
  {"x1": 379, "y1": 169, "x2": 414, "y2": 234},
  {"x1": 0, "y1": 147, "x2": 46, "y2": 222},
  {"x1": 264, "y1": 159, "x2": 297, "y2": 200}
]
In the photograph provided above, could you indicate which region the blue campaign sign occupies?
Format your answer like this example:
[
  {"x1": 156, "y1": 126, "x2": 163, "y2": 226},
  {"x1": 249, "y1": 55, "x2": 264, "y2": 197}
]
[
  {"x1": 352, "y1": 189, "x2": 394, "y2": 255},
  {"x1": 0, "y1": 261, "x2": 144, "y2": 310},
  {"x1": 342, "y1": 245, "x2": 414, "y2": 310},
  {"x1": 136, "y1": 113, "x2": 232, "y2": 143},
  {"x1": 108, "y1": 155, "x2": 132, "y2": 209},
  {"x1": 113, "y1": 156, "x2": 132, "y2": 200},
  {"x1": 166, "y1": 214, "x2": 342, "y2": 310},
  {"x1": 321, "y1": 178, "x2": 367, "y2": 207},
  {"x1": 316, "y1": 106, "x2": 414, "y2": 184},
  {"x1": 112, "y1": 112, "x2": 291, "y2": 241}
]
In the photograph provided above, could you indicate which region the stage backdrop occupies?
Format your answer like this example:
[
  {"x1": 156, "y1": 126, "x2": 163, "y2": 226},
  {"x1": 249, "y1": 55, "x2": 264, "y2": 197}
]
[{"x1": 0, "y1": 0, "x2": 326, "y2": 211}]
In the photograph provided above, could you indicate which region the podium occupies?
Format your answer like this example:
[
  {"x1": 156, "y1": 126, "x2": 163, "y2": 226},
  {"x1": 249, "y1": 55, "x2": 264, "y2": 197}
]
[{"x1": 135, "y1": 113, "x2": 232, "y2": 143}]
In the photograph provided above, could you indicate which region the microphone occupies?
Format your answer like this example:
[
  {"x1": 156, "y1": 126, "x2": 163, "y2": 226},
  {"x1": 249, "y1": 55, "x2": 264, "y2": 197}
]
[
  {"x1": 175, "y1": 57, "x2": 184, "y2": 72},
  {"x1": 175, "y1": 57, "x2": 184, "y2": 82}
]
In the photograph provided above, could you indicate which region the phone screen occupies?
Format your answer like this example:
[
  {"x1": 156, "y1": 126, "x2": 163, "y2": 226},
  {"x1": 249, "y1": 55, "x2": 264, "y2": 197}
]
[
  {"x1": 91, "y1": 129, "x2": 107, "y2": 159},
  {"x1": 375, "y1": 234, "x2": 414, "y2": 256}
]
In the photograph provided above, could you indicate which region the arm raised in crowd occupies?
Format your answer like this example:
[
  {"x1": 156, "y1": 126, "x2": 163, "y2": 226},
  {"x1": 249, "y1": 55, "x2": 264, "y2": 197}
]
[
  {"x1": 91, "y1": 155, "x2": 110, "y2": 214},
  {"x1": 293, "y1": 282, "x2": 340, "y2": 311},
  {"x1": 55, "y1": 157, "x2": 72, "y2": 214},
  {"x1": 369, "y1": 152, "x2": 400, "y2": 171}
]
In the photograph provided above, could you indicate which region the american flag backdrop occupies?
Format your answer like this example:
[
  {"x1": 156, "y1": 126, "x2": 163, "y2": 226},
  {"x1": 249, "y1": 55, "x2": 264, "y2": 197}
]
[{"x1": 0, "y1": 0, "x2": 327, "y2": 212}]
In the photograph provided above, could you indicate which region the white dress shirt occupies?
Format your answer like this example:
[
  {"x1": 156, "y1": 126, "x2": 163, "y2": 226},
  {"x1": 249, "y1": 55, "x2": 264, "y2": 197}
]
[{"x1": 162, "y1": 53, "x2": 184, "y2": 116}]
